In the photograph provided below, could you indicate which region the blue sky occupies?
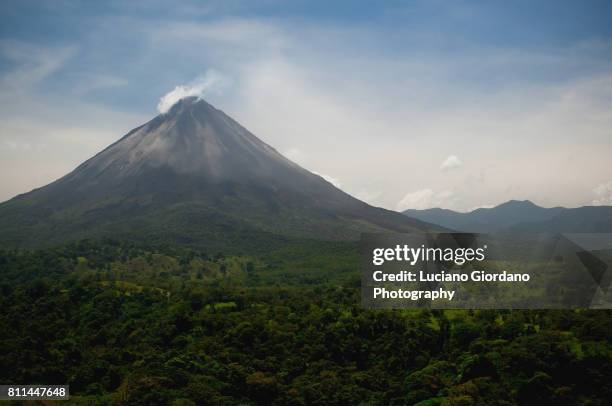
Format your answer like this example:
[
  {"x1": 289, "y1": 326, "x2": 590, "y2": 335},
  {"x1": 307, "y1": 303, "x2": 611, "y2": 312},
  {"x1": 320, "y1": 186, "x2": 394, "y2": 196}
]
[{"x1": 1, "y1": 0, "x2": 611, "y2": 209}]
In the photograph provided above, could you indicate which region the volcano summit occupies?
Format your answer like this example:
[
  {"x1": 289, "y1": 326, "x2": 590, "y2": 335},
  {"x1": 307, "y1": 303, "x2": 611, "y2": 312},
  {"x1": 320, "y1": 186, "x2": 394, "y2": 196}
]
[{"x1": 0, "y1": 97, "x2": 433, "y2": 250}]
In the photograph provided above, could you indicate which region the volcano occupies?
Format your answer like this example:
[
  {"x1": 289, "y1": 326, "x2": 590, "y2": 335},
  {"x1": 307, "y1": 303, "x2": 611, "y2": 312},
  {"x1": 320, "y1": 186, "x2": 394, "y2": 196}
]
[{"x1": 0, "y1": 97, "x2": 434, "y2": 250}]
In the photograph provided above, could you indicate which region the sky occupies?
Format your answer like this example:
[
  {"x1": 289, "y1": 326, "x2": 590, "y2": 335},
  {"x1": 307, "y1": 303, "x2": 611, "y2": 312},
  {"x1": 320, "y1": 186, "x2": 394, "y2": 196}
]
[{"x1": 0, "y1": 0, "x2": 611, "y2": 211}]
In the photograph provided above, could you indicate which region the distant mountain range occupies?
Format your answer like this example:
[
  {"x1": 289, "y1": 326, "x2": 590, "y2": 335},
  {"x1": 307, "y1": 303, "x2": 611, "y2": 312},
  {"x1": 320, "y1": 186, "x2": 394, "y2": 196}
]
[
  {"x1": 0, "y1": 97, "x2": 436, "y2": 250},
  {"x1": 403, "y1": 200, "x2": 612, "y2": 233}
]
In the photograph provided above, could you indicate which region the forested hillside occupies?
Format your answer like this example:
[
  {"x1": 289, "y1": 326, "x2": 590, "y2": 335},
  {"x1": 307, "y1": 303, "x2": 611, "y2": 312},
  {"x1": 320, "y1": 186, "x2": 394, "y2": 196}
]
[{"x1": 1, "y1": 241, "x2": 611, "y2": 405}]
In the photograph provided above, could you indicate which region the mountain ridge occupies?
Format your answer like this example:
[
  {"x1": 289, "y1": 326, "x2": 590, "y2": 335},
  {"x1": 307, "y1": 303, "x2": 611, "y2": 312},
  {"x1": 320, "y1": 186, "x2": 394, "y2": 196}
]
[
  {"x1": 0, "y1": 97, "x2": 437, "y2": 250},
  {"x1": 403, "y1": 200, "x2": 612, "y2": 233}
]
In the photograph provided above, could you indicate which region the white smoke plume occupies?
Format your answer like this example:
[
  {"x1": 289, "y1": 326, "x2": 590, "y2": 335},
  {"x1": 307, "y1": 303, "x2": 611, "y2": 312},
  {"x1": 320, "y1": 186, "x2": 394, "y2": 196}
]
[{"x1": 157, "y1": 70, "x2": 231, "y2": 114}]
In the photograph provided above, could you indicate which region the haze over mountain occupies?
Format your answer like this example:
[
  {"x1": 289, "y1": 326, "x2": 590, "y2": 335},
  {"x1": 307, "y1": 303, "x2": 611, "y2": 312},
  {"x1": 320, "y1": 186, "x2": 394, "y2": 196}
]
[
  {"x1": 0, "y1": 97, "x2": 434, "y2": 250},
  {"x1": 403, "y1": 200, "x2": 612, "y2": 233}
]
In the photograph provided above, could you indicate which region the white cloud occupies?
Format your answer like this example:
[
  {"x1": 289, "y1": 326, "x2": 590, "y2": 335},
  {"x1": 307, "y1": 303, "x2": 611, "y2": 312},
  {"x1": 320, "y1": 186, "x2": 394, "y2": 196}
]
[
  {"x1": 441, "y1": 154, "x2": 463, "y2": 171},
  {"x1": 312, "y1": 171, "x2": 342, "y2": 188},
  {"x1": 157, "y1": 69, "x2": 231, "y2": 114},
  {"x1": 283, "y1": 148, "x2": 306, "y2": 165},
  {"x1": 1, "y1": 140, "x2": 43, "y2": 151},
  {"x1": 592, "y1": 181, "x2": 612, "y2": 206},
  {"x1": 152, "y1": 19, "x2": 284, "y2": 48},
  {"x1": 283, "y1": 145, "x2": 381, "y2": 204},
  {"x1": 73, "y1": 74, "x2": 128, "y2": 95},
  {"x1": 465, "y1": 204, "x2": 496, "y2": 212},
  {"x1": 284, "y1": 147, "x2": 345, "y2": 190},
  {"x1": 396, "y1": 189, "x2": 457, "y2": 211},
  {"x1": 0, "y1": 41, "x2": 74, "y2": 91},
  {"x1": 350, "y1": 189, "x2": 382, "y2": 206}
]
